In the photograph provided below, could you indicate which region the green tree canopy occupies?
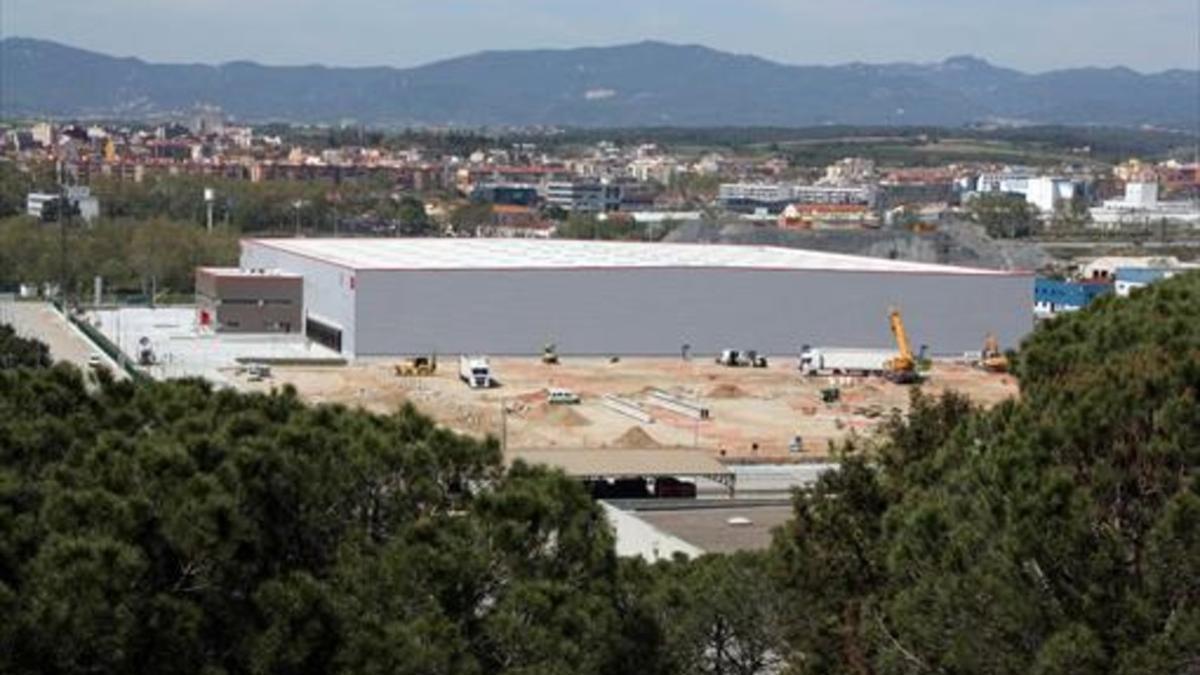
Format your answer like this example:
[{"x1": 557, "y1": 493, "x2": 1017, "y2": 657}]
[
  {"x1": 772, "y1": 271, "x2": 1200, "y2": 674},
  {"x1": 0, "y1": 332, "x2": 655, "y2": 674},
  {"x1": 0, "y1": 323, "x2": 51, "y2": 368},
  {"x1": 969, "y1": 192, "x2": 1041, "y2": 238},
  {"x1": 0, "y1": 216, "x2": 238, "y2": 297},
  {"x1": 1, "y1": 268, "x2": 1198, "y2": 674}
]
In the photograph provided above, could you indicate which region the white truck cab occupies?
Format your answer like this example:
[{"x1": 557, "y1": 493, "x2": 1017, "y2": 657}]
[{"x1": 459, "y1": 355, "x2": 492, "y2": 389}]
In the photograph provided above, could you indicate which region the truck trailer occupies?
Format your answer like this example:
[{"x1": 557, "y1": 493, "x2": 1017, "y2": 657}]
[{"x1": 799, "y1": 348, "x2": 895, "y2": 376}]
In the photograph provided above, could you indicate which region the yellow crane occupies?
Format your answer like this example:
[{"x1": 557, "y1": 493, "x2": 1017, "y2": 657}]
[{"x1": 885, "y1": 307, "x2": 919, "y2": 383}]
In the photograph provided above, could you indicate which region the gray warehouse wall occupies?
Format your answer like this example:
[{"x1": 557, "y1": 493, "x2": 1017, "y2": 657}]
[
  {"x1": 353, "y1": 268, "x2": 1033, "y2": 357},
  {"x1": 241, "y1": 243, "x2": 359, "y2": 351}
]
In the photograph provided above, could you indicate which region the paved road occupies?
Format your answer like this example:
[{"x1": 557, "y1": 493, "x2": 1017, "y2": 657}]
[
  {"x1": 0, "y1": 301, "x2": 123, "y2": 375},
  {"x1": 1036, "y1": 240, "x2": 1200, "y2": 251},
  {"x1": 681, "y1": 462, "x2": 838, "y2": 500},
  {"x1": 728, "y1": 462, "x2": 838, "y2": 495}
]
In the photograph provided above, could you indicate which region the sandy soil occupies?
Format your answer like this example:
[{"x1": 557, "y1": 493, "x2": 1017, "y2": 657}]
[{"x1": 229, "y1": 356, "x2": 1018, "y2": 460}]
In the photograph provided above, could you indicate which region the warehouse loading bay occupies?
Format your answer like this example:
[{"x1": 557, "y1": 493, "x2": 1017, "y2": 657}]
[{"x1": 233, "y1": 355, "x2": 1017, "y2": 460}]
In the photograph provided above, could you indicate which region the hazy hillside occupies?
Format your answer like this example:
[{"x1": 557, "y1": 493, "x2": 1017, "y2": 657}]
[{"x1": 2, "y1": 38, "x2": 1196, "y2": 128}]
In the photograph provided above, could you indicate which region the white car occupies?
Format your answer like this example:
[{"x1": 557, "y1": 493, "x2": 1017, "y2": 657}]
[{"x1": 546, "y1": 388, "x2": 581, "y2": 405}]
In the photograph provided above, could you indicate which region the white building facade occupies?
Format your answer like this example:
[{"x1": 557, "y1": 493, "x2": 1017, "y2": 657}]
[{"x1": 239, "y1": 238, "x2": 1034, "y2": 359}]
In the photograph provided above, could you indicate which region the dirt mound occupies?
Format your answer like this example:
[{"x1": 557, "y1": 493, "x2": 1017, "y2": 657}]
[
  {"x1": 530, "y1": 404, "x2": 590, "y2": 427},
  {"x1": 611, "y1": 426, "x2": 661, "y2": 449},
  {"x1": 707, "y1": 383, "x2": 747, "y2": 399}
]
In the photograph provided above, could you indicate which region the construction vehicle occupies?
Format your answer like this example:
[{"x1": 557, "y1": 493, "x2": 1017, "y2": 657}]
[
  {"x1": 246, "y1": 363, "x2": 272, "y2": 381},
  {"x1": 542, "y1": 342, "x2": 559, "y2": 365},
  {"x1": 716, "y1": 349, "x2": 768, "y2": 367},
  {"x1": 459, "y1": 355, "x2": 492, "y2": 389},
  {"x1": 884, "y1": 308, "x2": 919, "y2": 383},
  {"x1": 395, "y1": 354, "x2": 437, "y2": 377},
  {"x1": 980, "y1": 333, "x2": 1010, "y2": 373}
]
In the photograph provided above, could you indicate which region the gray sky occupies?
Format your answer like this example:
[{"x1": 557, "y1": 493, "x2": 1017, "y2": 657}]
[{"x1": 4, "y1": 0, "x2": 1198, "y2": 72}]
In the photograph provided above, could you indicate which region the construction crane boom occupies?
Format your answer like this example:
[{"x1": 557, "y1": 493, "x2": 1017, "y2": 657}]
[
  {"x1": 886, "y1": 307, "x2": 918, "y2": 382},
  {"x1": 890, "y1": 308, "x2": 914, "y2": 363}
]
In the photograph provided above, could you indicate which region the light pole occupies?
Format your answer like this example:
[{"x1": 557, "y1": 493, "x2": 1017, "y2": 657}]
[
  {"x1": 292, "y1": 199, "x2": 305, "y2": 236},
  {"x1": 203, "y1": 187, "x2": 215, "y2": 233}
]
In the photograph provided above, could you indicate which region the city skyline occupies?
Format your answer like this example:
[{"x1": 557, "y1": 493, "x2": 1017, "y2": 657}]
[{"x1": 4, "y1": 0, "x2": 1199, "y2": 73}]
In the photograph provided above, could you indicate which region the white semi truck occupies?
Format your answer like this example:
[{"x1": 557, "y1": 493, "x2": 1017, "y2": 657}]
[
  {"x1": 459, "y1": 355, "x2": 493, "y2": 388},
  {"x1": 798, "y1": 347, "x2": 895, "y2": 376}
]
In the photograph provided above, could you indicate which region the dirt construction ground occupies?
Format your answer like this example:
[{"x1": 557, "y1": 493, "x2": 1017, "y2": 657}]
[{"x1": 231, "y1": 356, "x2": 1017, "y2": 460}]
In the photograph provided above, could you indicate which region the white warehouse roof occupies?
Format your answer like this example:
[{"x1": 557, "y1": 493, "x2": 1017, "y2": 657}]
[{"x1": 244, "y1": 237, "x2": 1018, "y2": 276}]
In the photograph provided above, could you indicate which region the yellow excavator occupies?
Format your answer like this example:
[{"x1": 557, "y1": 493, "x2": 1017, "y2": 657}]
[
  {"x1": 395, "y1": 354, "x2": 437, "y2": 377},
  {"x1": 885, "y1": 308, "x2": 919, "y2": 383},
  {"x1": 980, "y1": 333, "x2": 1009, "y2": 373}
]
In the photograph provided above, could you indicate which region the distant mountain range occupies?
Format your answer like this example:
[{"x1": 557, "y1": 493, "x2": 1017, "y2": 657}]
[{"x1": 2, "y1": 37, "x2": 1197, "y2": 129}]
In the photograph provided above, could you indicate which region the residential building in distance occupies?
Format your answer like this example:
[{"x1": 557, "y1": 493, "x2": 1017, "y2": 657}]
[
  {"x1": 1024, "y1": 177, "x2": 1080, "y2": 213},
  {"x1": 470, "y1": 183, "x2": 540, "y2": 207},
  {"x1": 26, "y1": 186, "x2": 100, "y2": 223},
  {"x1": 974, "y1": 170, "x2": 1080, "y2": 213},
  {"x1": 820, "y1": 157, "x2": 876, "y2": 186},
  {"x1": 543, "y1": 181, "x2": 623, "y2": 213},
  {"x1": 717, "y1": 182, "x2": 794, "y2": 212},
  {"x1": 976, "y1": 168, "x2": 1033, "y2": 194},
  {"x1": 719, "y1": 183, "x2": 875, "y2": 214}
]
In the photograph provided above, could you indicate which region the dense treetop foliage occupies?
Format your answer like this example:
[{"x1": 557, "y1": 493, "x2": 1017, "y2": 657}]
[
  {"x1": 0, "y1": 323, "x2": 51, "y2": 367},
  {"x1": 773, "y1": 271, "x2": 1200, "y2": 673},
  {"x1": 0, "y1": 216, "x2": 239, "y2": 298},
  {"x1": 0, "y1": 362, "x2": 635, "y2": 673},
  {"x1": 967, "y1": 192, "x2": 1041, "y2": 238},
  {"x1": 1, "y1": 271, "x2": 1197, "y2": 674}
]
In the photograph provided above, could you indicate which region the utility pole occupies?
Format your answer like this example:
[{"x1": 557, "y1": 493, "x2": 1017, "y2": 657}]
[
  {"x1": 500, "y1": 399, "x2": 508, "y2": 454},
  {"x1": 58, "y1": 165, "x2": 69, "y2": 306},
  {"x1": 329, "y1": 189, "x2": 341, "y2": 236},
  {"x1": 293, "y1": 199, "x2": 304, "y2": 236}
]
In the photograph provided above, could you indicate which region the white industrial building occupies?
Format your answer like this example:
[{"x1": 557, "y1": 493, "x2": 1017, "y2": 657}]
[
  {"x1": 239, "y1": 238, "x2": 1034, "y2": 358},
  {"x1": 974, "y1": 171, "x2": 1080, "y2": 213},
  {"x1": 1089, "y1": 181, "x2": 1200, "y2": 229}
]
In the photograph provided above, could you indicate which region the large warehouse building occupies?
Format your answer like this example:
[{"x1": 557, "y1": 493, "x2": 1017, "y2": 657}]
[{"x1": 238, "y1": 238, "x2": 1034, "y2": 357}]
